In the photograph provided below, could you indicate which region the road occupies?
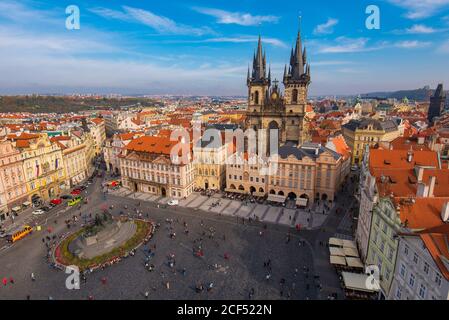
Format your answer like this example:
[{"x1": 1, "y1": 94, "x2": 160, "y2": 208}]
[{"x1": 0, "y1": 169, "x2": 358, "y2": 300}]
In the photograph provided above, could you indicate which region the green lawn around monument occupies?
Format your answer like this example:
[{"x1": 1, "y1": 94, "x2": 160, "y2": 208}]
[{"x1": 57, "y1": 219, "x2": 151, "y2": 271}]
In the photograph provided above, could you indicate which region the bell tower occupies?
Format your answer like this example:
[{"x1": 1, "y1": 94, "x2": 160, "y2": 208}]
[
  {"x1": 283, "y1": 28, "x2": 311, "y2": 144},
  {"x1": 247, "y1": 35, "x2": 270, "y2": 114}
]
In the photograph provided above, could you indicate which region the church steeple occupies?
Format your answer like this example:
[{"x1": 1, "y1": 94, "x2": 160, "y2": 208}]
[
  {"x1": 251, "y1": 35, "x2": 267, "y2": 82},
  {"x1": 284, "y1": 26, "x2": 311, "y2": 85},
  {"x1": 290, "y1": 31, "x2": 304, "y2": 80}
]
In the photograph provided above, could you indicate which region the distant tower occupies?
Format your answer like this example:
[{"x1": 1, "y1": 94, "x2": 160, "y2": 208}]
[{"x1": 428, "y1": 84, "x2": 446, "y2": 124}]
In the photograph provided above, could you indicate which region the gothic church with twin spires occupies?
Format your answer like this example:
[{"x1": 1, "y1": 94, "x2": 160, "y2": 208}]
[{"x1": 246, "y1": 29, "x2": 311, "y2": 146}]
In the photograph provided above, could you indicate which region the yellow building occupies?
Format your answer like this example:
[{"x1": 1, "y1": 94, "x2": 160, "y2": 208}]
[
  {"x1": 8, "y1": 133, "x2": 66, "y2": 203},
  {"x1": 72, "y1": 130, "x2": 96, "y2": 177},
  {"x1": 342, "y1": 119, "x2": 401, "y2": 165},
  {"x1": 51, "y1": 135, "x2": 88, "y2": 187},
  {"x1": 89, "y1": 118, "x2": 107, "y2": 156},
  {"x1": 193, "y1": 136, "x2": 228, "y2": 190}
]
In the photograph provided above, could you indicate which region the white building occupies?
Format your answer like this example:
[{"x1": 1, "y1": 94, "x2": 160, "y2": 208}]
[{"x1": 389, "y1": 224, "x2": 449, "y2": 300}]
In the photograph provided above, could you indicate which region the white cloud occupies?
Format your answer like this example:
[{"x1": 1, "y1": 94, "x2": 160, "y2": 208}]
[
  {"x1": 313, "y1": 18, "x2": 339, "y2": 35},
  {"x1": 387, "y1": 0, "x2": 449, "y2": 19},
  {"x1": 90, "y1": 6, "x2": 214, "y2": 36},
  {"x1": 199, "y1": 36, "x2": 287, "y2": 48},
  {"x1": 192, "y1": 7, "x2": 279, "y2": 26},
  {"x1": 88, "y1": 7, "x2": 131, "y2": 21},
  {"x1": 394, "y1": 40, "x2": 431, "y2": 48},
  {"x1": 317, "y1": 37, "x2": 375, "y2": 53},
  {"x1": 311, "y1": 60, "x2": 353, "y2": 66},
  {"x1": 406, "y1": 24, "x2": 439, "y2": 33}
]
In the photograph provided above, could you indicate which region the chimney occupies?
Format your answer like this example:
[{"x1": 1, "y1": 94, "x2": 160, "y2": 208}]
[
  {"x1": 418, "y1": 136, "x2": 425, "y2": 145},
  {"x1": 442, "y1": 202, "x2": 449, "y2": 223},
  {"x1": 417, "y1": 182, "x2": 429, "y2": 198},
  {"x1": 417, "y1": 167, "x2": 424, "y2": 182},
  {"x1": 428, "y1": 176, "x2": 436, "y2": 197}
]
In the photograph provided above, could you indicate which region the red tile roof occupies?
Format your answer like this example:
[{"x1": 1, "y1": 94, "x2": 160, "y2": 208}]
[{"x1": 124, "y1": 136, "x2": 178, "y2": 155}]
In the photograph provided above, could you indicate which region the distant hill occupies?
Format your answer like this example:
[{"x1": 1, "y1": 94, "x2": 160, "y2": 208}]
[
  {"x1": 0, "y1": 95, "x2": 161, "y2": 113},
  {"x1": 360, "y1": 87, "x2": 446, "y2": 101}
]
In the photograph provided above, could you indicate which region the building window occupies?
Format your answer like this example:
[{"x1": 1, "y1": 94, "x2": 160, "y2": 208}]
[
  {"x1": 435, "y1": 274, "x2": 442, "y2": 287},
  {"x1": 404, "y1": 245, "x2": 409, "y2": 256},
  {"x1": 400, "y1": 264, "x2": 406, "y2": 278},
  {"x1": 413, "y1": 253, "x2": 419, "y2": 264},
  {"x1": 408, "y1": 274, "x2": 415, "y2": 288},
  {"x1": 423, "y1": 262, "x2": 429, "y2": 274},
  {"x1": 396, "y1": 287, "x2": 402, "y2": 299},
  {"x1": 292, "y1": 89, "x2": 298, "y2": 103},
  {"x1": 418, "y1": 284, "x2": 427, "y2": 299},
  {"x1": 254, "y1": 91, "x2": 259, "y2": 105}
]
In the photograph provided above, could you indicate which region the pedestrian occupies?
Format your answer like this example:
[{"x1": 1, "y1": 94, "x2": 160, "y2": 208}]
[
  {"x1": 2, "y1": 277, "x2": 7, "y2": 286},
  {"x1": 101, "y1": 277, "x2": 107, "y2": 285},
  {"x1": 9, "y1": 277, "x2": 14, "y2": 284},
  {"x1": 144, "y1": 291, "x2": 149, "y2": 299}
]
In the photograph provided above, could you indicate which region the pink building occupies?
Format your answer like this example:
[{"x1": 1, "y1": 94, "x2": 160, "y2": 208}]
[{"x1": 0, "y1": 139, "x2": 28, "y2": 221}]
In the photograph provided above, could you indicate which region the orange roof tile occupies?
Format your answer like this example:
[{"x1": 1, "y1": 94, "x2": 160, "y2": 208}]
[
  {"x1": 397, "y1": 197, "x2": 449, "y2": 230},
  {"x1": 369, "y1": 149, "x2": 439, "y2": 171},
  {"x1": 90, "y1": 118, "x2": 104, "y2": 125},
  {"x1": 124, "y1": 136, "x2": 178, "y2": 155}
]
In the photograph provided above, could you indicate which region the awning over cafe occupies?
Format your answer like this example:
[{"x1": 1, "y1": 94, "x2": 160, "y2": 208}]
[
  {"x1": 342, "y1": 240, "x2": 357, "y2": 249},
  {"x1": 225, "y1": 188, "x2": 246, "y2": 194},
  {"x1": 343, "y1": 247, "x2": 360, "y2": 258},
  {"x1": 330, "y1": 255, "x2": 347, "y2": 266},
  {"x1": 329, "y1": 237, "x2": 344, "y2": 247},
  {"x1": 329, "y1": 247, "x2": 345, "y2": 257},
  {"x1": 341, "y1": 272, "x2": 380, "y2": 293},
  {"x1": 253, "y1": 192, "x2": 266, "y2": 197},
  {"x1": 267, "y1": 194, "x2": 287, "y2": 203},
  {"x1": 296, "y1": 198, "x2": 308, "y2": 207},
  {"x1": 22, "y1": 202, "x2": 31, "y2": 207},
  {"x1": 345, "y1": 257, "x2": 364, "y2": 269},
  {"x1": 11, "y1": 206, "x2": 21, "y2": 212}
]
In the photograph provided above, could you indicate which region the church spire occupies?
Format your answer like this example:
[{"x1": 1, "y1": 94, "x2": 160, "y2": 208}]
[
  {"x1": 303, "y1": 46, "x2": 307, "y2": 66},
  {"x1": 290, "y1": 30, "x2": 304, "y2": 80},
  {"x1": 251, "y1": 35, "x2": 267, "y2": 82}
]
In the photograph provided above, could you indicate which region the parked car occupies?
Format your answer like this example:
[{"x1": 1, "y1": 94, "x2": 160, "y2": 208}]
[
  {"x1": 167, "y1": 199, "x2": 179, "y2": 206},
  {"x1": 61, "y1": 194, "x2": 73, "y2": 200},
  {"x1": 68, "y1": 196, "x2": 83, "y2": 206},
  {"x1": 50, "y1": 198, "x2": 62, "y2": 205},
  {"x1": 71, "y1": 189, "x2": 81, "y2": 195},
  {"x1": 32, "y1": 209, "x2": 45, "y2": 215}
]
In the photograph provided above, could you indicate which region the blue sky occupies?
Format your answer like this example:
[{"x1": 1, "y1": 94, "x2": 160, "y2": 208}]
[{"x1": 1, "y1": 0, "x2": 449, "y2": 96}]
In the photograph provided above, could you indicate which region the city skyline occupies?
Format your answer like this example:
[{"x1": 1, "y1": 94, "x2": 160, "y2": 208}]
[{"x1": 1, "y1": 0, "x2": 449, "y2": 96}]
